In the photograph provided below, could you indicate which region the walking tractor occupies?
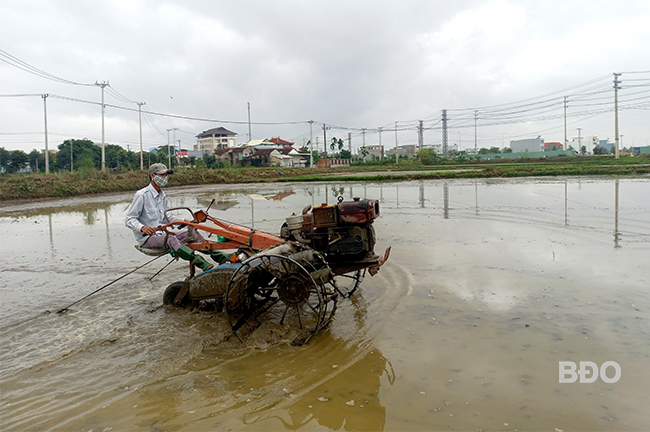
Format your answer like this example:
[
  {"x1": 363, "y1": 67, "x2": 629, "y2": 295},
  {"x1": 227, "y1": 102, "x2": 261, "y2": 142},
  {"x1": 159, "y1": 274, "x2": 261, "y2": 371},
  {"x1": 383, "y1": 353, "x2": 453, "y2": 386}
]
[{"x1": 140, "y1": 196, "x2": 390, "y2": 343}]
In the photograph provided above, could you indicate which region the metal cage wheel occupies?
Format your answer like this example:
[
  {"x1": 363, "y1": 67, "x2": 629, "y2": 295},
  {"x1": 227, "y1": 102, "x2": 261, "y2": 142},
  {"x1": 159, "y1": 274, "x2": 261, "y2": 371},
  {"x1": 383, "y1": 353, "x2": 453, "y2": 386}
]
[
  {"x1": 331, "y1": 269, "x2": 366, "y2": 298},
  {"x1": 225, "y1": 251, "x2": 336, "y2": 341}
]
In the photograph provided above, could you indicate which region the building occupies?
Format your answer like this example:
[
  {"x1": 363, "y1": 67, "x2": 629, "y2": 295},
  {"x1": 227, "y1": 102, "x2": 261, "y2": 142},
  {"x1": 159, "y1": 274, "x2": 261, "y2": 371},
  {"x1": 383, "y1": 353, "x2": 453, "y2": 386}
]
[
  {"x1": 568, "y1": 136, "x2": 598, "y2": 154},
  {"x1": 510, "y1": 137, "x2": 544, "y2": 153},
  {"x1": 287, "y1": 149, "x2": 311, "y2": 167},
  {"x1": 364, "y1": 145, "x2": 384, "y2": 160},
  {"x1": 195, "y1": 127, "x2": 237, "y2": 152},
  {"x1": 544, "y1": 142, "x2": 563, "y2": 151},
  {"x1": 385, "y1": 144, "x2": 416, "y2": 159},
  {"x1": 226, "y1": 146, "x2": 254, "y2": 166},
  {"x1": 268, "y1": 136, "x2": 295, "y2": 148},
  {"x1": 598, "y1": 139, "x2": 615, "y2": 153}
]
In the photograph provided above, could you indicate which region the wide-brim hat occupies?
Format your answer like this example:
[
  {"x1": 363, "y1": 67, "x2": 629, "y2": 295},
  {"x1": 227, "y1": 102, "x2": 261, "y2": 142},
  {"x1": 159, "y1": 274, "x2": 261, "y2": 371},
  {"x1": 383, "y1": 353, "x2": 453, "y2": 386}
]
[{"x1": 148, "y1": 163, "x2": 174, "y2": 175}]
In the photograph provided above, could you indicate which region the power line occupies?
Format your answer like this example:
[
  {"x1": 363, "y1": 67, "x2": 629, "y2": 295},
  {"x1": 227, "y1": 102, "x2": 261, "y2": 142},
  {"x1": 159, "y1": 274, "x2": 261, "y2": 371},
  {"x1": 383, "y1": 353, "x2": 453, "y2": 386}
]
[{"x1": 0, "y1": 49, "x2": 95, "y2": 87}]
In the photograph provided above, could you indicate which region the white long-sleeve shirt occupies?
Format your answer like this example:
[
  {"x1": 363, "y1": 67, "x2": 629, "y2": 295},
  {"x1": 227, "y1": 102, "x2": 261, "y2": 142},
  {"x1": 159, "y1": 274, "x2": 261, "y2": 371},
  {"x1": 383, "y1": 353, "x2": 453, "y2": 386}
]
[{"x1": 125, "y1": 183, "x2": 180, "y2": 245}]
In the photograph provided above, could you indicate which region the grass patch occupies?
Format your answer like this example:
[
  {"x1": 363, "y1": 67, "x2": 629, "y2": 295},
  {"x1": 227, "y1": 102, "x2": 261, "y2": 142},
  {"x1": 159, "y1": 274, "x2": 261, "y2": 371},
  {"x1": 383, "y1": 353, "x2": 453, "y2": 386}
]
[{"x1": 1, "y1": 156, "x2": 648, "y2": 201}]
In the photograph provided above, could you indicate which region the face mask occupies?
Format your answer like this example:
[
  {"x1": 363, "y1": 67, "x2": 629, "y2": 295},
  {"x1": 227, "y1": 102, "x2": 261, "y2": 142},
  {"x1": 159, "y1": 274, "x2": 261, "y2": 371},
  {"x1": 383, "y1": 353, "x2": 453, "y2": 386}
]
[{"x1": 153, "y1": 175, "x2": 168, "y2": 188}]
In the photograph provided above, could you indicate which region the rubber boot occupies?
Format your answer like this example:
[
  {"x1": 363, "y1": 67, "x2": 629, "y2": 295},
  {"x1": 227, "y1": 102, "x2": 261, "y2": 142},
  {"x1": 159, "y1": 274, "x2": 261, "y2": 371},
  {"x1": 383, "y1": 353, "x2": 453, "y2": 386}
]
[
  {"x1": 175, "y1": 244, "x2": 214, "y2": 271},
  {"x1": 192, "y1": 255, "x2": 214, "y2": 271}
]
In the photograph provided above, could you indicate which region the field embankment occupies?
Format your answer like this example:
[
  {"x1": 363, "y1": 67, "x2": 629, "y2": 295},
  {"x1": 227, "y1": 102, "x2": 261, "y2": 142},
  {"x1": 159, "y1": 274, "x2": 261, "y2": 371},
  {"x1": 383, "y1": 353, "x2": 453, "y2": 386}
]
[{"x1": 1, "y1": 156, "x2": 649, "y2": 201}]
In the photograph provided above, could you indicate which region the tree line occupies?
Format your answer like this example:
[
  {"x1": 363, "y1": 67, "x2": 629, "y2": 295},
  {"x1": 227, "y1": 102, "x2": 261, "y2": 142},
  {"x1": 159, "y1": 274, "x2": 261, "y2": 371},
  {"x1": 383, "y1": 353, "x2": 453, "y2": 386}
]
[{"x1": 0, "y1": 139, "x2": 228, "y2": 174}]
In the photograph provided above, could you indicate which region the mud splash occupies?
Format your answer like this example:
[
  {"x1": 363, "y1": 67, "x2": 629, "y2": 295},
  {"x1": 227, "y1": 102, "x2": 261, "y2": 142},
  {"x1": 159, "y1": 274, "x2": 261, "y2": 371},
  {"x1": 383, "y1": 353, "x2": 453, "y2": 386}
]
[{"x1": 1, "y1": 177, "x2": 649, "y2": 431}]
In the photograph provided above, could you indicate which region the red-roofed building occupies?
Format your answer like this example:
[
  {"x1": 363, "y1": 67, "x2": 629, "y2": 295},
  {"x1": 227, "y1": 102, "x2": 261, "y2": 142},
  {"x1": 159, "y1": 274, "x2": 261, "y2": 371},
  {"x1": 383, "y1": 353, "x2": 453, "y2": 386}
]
[
  {"x1": 269, "y1": 136, "x2": 294, "y2": 148},
  {"x1": 544, "y1": 142, "x2": 563, "y2": 151}
]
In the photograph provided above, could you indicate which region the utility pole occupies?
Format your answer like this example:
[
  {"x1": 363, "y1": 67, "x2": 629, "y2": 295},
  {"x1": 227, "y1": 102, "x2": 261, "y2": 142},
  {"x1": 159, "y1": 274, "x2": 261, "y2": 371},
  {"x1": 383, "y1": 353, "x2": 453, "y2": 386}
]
[
  {"x1": 308, "y1": 120, "x2": 314, "y2": 167},
  {"x1": 172, "y1": 127, "x2": 179, "y2": 167},
  {"x1": 394, "y1": 121, "x2": 398, "y2": 164},
  {"x1": 70, "y1": 139, "x2": 73, "y2": 172},
  {"x1": 473, "y1": 109, "x2": 478, "y2": 154},
  {"x1": 418, "y1": 120, "x2": 423, "y2": 151},
  {"x1": 614, "y1": 73, "x2": 622, "y2": 159},
  {"x1": 442, "y1": 110, "x2": 448, "y2": 157},
  {"x1": 137, "y1": 102, "x2": 145, "y2": 170},
  {"x1": 348, "y1": 132, "x2": 352, "y2": 156},
  {"x1": 166, "y1": 128, "x2": 172, "y2": 168},
  {"x1": 577, "y1": 128, "x2": 582, "y2": 153},
  {"x1": 378, "y1": 127, "x2": 383, "y2": 158},
  {"x1": 42, "y1": 94, "x2": 49, "y2": 174},
  {"x1": 95, "y1": 81, "x2": 109, "y2": 171},
  {"x1": 560, "y1": 96, "x2": 564, "y2": 148},
  {"x1": 247, "y1": 102, "x2": 252, "y2": 142},
  {"x1": 322, "y1": 123, "x2": 330, "y2": 157}
]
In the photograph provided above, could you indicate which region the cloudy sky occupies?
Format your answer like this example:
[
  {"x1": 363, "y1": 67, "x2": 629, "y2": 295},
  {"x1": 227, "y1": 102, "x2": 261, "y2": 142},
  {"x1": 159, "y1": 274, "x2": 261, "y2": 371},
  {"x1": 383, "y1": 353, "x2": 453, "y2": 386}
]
[{"x1": 1, "y1": 0, "x2": 649, "y2": 155}]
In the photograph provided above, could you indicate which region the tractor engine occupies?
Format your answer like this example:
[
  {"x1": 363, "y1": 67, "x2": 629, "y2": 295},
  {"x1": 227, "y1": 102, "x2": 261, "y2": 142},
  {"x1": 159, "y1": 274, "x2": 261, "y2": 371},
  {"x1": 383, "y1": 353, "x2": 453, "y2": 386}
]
[{"x1": 281, "y1": 197, "x2": 380, "y2": 273}]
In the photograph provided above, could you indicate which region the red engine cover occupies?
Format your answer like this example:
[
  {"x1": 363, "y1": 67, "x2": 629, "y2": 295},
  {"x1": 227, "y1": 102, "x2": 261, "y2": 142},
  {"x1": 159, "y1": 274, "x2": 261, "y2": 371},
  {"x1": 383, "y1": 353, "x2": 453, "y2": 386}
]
[{"x1": 337, "y1": 198, "x2": 379, "y2": 224}]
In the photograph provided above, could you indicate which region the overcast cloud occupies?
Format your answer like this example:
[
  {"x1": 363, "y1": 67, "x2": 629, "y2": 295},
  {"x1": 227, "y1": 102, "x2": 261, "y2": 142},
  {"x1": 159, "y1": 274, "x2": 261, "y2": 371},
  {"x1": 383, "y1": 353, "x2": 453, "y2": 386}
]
[{"x1": 1, "y1": 0, "x2": 649, "y2": 154}]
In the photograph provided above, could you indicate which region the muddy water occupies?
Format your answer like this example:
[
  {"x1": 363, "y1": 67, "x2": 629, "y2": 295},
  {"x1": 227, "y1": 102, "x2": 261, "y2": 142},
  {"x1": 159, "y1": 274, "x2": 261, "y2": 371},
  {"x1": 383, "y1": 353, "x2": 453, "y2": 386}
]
[{"x1": 1, "y1": 177, "x2": 649, "y2": 431}]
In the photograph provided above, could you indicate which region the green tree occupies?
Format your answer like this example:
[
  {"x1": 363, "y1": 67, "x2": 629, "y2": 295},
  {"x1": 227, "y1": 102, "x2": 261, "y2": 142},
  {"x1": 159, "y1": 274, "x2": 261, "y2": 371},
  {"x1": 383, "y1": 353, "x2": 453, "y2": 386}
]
[
  {"x1": 330, "y1": 137, "x2": 344, "y2": 154},
  {"x1": 0, "y1": 147, "x2": 9, "y2": 172},
  {"x1": 418, "y1": 148, "x2": 443, "y2": 164},
  {"x1": 359, "y1": 146, "x2": 369, "y2": 160},
  {"x1": 203, "y1": 153, "x2": 216, "y2": 168},
  {"x1": 340, "y1": 149, "x2": 352, "y2": 159},
  {"x1": 5, "y1": 150, "x2": 29, "y2": 173},
  {"x1": 29, "y1": 149, "x2": 45, "y2": 173},
  {"x1": 57, "y1": 139, "x2": 99, "y2": 171}
]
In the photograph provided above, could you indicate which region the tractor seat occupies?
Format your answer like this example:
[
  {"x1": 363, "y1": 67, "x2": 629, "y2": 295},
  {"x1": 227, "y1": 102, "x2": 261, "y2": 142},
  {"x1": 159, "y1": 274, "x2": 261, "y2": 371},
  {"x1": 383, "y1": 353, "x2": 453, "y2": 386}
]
[{"x1": 135, "y1": 245, "x2": 170, "y2": 256}]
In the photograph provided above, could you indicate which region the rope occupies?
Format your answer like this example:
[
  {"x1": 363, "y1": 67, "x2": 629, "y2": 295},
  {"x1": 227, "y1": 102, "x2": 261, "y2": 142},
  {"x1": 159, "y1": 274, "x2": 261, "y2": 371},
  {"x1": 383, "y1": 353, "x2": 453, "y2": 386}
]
[{"x1": 56, "y1": 255, "x2": 164, "y2": 314}]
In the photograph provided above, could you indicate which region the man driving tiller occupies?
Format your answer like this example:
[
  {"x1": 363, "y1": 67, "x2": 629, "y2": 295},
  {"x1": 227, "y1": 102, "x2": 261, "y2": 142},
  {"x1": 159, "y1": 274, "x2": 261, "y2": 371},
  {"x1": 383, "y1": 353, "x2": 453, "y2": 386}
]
[{"x1": 125, "y1": 163, "x2": 214, "y2": 271}]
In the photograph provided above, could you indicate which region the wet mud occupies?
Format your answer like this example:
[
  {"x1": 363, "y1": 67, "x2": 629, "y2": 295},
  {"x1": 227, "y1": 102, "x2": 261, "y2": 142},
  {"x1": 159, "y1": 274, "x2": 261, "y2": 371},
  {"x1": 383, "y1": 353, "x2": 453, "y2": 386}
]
[{"x1": 1, "y1": 177, "x2": 649, "y2": 431}]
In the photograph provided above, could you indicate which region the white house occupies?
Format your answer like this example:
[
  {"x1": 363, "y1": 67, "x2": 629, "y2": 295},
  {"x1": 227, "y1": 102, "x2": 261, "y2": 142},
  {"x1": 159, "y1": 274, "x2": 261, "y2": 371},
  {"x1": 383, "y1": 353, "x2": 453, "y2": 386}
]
[{"x1": 196, "y1": 127, "x2": 237, "y2": 152}]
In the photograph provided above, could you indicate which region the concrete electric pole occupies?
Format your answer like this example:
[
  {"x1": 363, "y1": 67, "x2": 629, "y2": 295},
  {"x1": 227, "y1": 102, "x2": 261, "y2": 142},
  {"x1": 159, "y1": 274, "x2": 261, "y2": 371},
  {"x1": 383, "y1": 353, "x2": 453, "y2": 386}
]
[
  {"x1": 137, "y1": 102, "x2": 145, "y2": 170},
  {"x1": 42, "y1": 94, "x2": 49, "y2": 174},
  {"x1": 322, "y1": 123, "x2": 330, "y2": 157},
  {"x1": 166, "y1": 128, "x2": 172, "y2": 168},
  {"x1": 247, "y1": 102, "x2": 252, "y2": 142},
  {"x1": 394, "y1": 121, "x2": 398, "y2": 164},
  {"x1": 309, "y1": 120, "x2": 314, "y2": 167},
  {"x1": 564, "y1": 96, "x2": 569, "y2": 150},
  {"x1": 442, "y1": 110, "x2": 448, "y2": 157},
  {"x1": 473, "y1": 109, "x2": 478, "y2": 154},
  {"x1": 614, "y1": 73, "x2": 622, "y2": 159},
  {"x1": 95, "y1": 81, "x2": 109, "y2": 171}
]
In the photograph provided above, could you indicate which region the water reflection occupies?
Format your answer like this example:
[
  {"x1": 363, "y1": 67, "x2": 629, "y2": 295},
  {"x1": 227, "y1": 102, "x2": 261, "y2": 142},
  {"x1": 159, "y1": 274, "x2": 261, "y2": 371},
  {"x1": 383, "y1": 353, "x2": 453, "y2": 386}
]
[
  {"x1": 0, "y1": 178, "x2": 641, "y2": 253},
  {"x1": 1, "y1": 177, "x2": 649, "y2": 431},
  {"x1": 614, "y1": 179, "x2": 621, "y2": 248},
  {"x1": 242, "y1": 347, "x2": 393, "y2": 431}
]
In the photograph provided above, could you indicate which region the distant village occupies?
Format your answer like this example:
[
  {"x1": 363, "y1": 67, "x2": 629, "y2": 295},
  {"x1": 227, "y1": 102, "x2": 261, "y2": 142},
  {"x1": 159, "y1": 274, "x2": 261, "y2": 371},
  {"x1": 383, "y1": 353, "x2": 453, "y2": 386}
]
[
  {"x1": 158, "y1": 127, "x2": 353, "y2": 169},
  {"x1": 162, "y1": 127, "x2": 649, "y2": 169}
]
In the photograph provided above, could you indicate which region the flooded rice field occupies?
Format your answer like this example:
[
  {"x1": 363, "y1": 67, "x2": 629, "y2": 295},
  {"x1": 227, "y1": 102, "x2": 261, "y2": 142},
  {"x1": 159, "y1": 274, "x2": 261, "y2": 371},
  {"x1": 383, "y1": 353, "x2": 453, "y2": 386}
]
[{"x1": 1, "y1": 176, "x2": 649, "y2": 431}]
